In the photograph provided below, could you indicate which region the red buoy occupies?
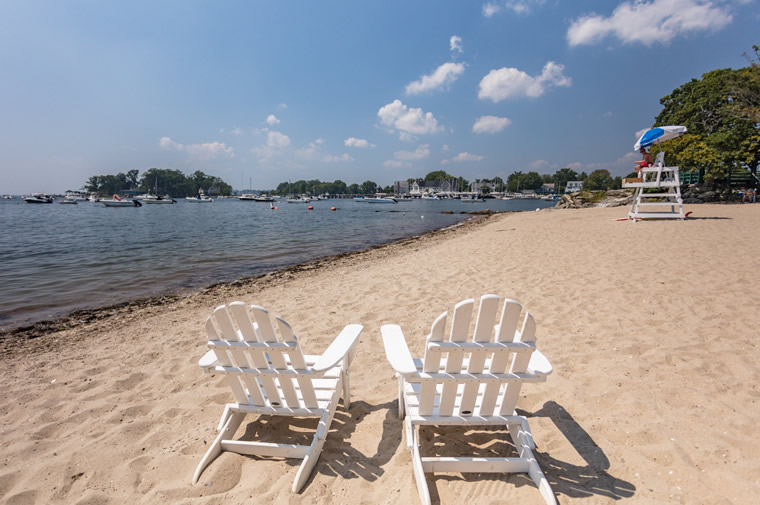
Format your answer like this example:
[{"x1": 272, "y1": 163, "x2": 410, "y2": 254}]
[
  {"x1": 330, "y1": 206, "x2": 336, "y2": 211},
  {"x1": 308, "y1": 206, "x2": 313, "y2": 210}
]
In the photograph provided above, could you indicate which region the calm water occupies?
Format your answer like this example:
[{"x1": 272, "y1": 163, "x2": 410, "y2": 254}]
[{"x1": 0, "y1": 197, "x2": 554, "y2": 329}]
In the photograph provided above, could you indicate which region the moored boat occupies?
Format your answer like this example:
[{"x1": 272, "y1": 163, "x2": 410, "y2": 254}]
[
  {"x1": 102, "y1": 195, "x2": 141, "y2": 207},
  {"x1": 143, "y1": 195, "x2": 176, "y2": 204},
  {"x1": 186, "y1": 190, "x2": 213, "y2": 203},
  {"x1": 23, "y1": 193, "x2": 53, "y2": 203}
]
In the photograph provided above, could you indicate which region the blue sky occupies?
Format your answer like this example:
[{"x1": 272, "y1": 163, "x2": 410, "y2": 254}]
[{"x1": 1, "y1": 0, "x2": 757, "y2": 194}]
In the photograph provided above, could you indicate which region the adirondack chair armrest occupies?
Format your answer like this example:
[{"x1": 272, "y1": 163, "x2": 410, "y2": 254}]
[
  {"x1": 527, "y1": 349, "x2": 553, "y2": 376},
  {"x1": 380, "y1": 324, "x2": 417, "y2": 375},
  {"x1": 198, "y1": 349, "x2": 219, "y2": 371},
  {"x1": 312, "y1": 324, "x2": 363, "y2": 372}
]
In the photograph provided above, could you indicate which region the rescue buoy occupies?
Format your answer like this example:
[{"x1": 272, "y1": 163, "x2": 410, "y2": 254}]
[
  {"x1": 308, "y1": 206, "x2": 313, "y2": 210},
  {"x1": 330, "y1": 206, "x2": 336, "y2": 211}
]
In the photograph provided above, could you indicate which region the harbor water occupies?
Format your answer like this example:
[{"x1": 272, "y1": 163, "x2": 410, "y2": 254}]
[{"x1": 0, "y1": 197, "x2": 554, "y2": 330}]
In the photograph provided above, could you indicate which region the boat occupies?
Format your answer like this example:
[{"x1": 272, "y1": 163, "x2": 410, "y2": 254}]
[
  {"x1": 59, "y1": 199, "x2": 78, "y2": 204},
  {"x1": 2, "y1": 195, "x2": 13, "y2": 199},
  {"x1": 23, "y1": 193, "x2": 53, "y2": 203},
  {"x1": 143, "y1": 195, "x2": 176, "y2": 204},
  {"x1": 353, "y1": 196, "x2": 366, "y2": 202},
  {"x1": 421, "y1": 194, "x2": 441, "y2": 200},
  {"x1": 238, "y1": 194, "x2": 258, "y2": 201},
  {"x1": 102, "y1": 195, "x2": 141, "y2": 207},
  {"x1": 64, "y1": 190, "x2": 87, "y2": 201},
  {"x1": 365, "y1": 196, "x2": 398, "y2": 204},
  {"x1": 286, "y1": 195, "x2": 311, "y2": 203},
  {"x1": 186, "y1": 190, "x2": 213, "y2": 203},
  {"x1": 460, "y1": 193, "x2": 484, "y2": 202},
  {"x1": 87, "y1": 193, "x2": 101, "y2": 203}
]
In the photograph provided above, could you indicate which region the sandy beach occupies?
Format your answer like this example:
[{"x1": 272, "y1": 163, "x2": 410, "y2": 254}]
[{"x1": 1, "y1": 203, "x2": 758, "y2": 505}]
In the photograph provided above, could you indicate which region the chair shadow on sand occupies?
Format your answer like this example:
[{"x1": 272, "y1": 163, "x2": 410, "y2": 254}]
[
  {"x1": 406, "y1": 400, "x2": 635, "y2": 504},
  {"x1": 226, "y1": 398, "x2": 634, "y2": 501},
  {"x1": 236, "y1": 399, "x2": 401, "y2": 486}
]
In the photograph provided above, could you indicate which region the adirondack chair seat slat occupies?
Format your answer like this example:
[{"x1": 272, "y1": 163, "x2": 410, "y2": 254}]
[
  {"x1": 381, "y1": 295, "x2": 557, "y2": 505},
  {"x1": 193, "y1": 303, "x2": 362, "y2": 494}
]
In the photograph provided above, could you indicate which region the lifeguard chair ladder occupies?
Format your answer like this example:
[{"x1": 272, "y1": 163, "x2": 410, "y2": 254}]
[{"x1": 622, "y1": 153, "x2": 684, "y2": 220}]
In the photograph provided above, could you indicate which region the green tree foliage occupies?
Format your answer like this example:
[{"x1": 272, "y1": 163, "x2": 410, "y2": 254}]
[
  {"x1": 84, "y1": 169, "x2": 232, "y2": 197},
  {"x1": 360, "y1": 180, "x2": 378, "y2": 194},
  {"x1": 583, "y1": 169, "x2": 614, "y2": 190},
  {"x1": 552, "y1": 168, "x2": 578, "y2": 193},
  {"x1": 654, "y1": 52, "x2": 760, "y2": 181},
  {"x1": 506, "y1": 171, "x2": 543, "y2": 192},
  {"x1": 424, "y1": 170, "x2": 453, "y2": 181}
]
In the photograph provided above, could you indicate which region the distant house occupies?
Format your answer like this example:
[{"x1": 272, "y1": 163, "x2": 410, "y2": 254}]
[
  {"x1": 410, "y1": 180, "x2": 453, "y2": 194},
  {"x1": 539, "y1": 183, "x2": 555, "y2": 194},
  {"x1": 565, "y1": 181, "x2": 583, "y2": 194},
  {"x1": 471, "y1": 181, "x2": 498, "y2": 194}
]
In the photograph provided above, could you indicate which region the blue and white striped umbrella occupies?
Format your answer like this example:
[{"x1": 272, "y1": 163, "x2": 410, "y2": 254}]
[{"x1": 634, "y1": 125, "x2": 687, "y2": 150}]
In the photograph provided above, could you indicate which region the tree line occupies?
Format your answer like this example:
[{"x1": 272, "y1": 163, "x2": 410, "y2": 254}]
[{"x1": 84, "y1": 168, "x2": 233, "y2": 197}]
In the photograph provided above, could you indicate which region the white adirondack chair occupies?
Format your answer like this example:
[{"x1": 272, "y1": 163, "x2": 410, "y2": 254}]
[
  {"x1": 192, "y1": 302, "x2": 363, "y2": 493},
  {"x1": 381, "y1": 295, "x2": 556, "y2": 505}
]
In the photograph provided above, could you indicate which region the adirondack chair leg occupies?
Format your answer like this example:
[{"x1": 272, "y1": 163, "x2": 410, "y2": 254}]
[
  {"x1": 292, "y1": 404, "x2": 335, "y2": 493},
  {"x1": 216, "y1": 404, "x2": 232, "y2": 432},
  {"x1": 404, "y1": 417, "x2": 414, "y2": 449},
  {"x1": 510, "y1": 421, "x2": 557, "y2": 505},
  {"x1": 410, "y1": 425, "x2": 432, "y2": 505},
  {"x1": 342, "y1": 366, "x2": 351, "y2": 410},
  {"x1": 193, "y1": 410, "x2": 245, "y2": 484},
  {"x1": 397, "y1": 374, "x2": 405, "y2": 419}
]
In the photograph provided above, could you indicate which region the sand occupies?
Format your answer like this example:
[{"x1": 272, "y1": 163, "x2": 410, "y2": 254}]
[{"x1": 1, "y1": 203, "x2": 759, "y2": 505}]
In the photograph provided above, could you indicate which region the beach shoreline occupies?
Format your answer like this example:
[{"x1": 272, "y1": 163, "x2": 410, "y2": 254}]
[
  {"x1": 2, "y1": 203, "x2": 758, "y2": 504},
  {"x1": 0, "y1": 211, "x2": 497, "y2": 353}
]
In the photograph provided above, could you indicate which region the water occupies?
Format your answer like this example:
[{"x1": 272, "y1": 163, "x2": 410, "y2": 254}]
[{"x1": 0, "y1": 197, "x2": 554, "y2": 329}]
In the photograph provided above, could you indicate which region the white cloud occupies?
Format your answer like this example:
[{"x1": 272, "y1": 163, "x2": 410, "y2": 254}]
[
  {"x1": 297, "y1": 139, "x2": 353, "y2": 163},
  {"x1": 506, "y1": 1, "x2": 545, "y2": 14},
  {"x1": 266, "y1": 131, "x2": 290, "y2": 148},
  {"x1": 567, "y1": 0, "x2": 733, "y2": 47},
  {"x1": 277, "y1": 103, "x2": 288, "y2": 110},
  {"x1": 482, "y1": 3, "x2": 501, "y2": 17},
  {"x1": 478, "y1": 61, "x2": 571, "y2": 102},
  {"x1": 450, "y1": 35, "x2": 463, "y2": 54},
  {"x1": 399, "y1": 132, "x2": 417, "y2": 142},
  {"x1": 442, "y1": 152, "x2": 485, "y2": 164},
  {"x1": 394, "y1": 144, "x2": 431, "y2": 161},
  {"x1": 231, "y1": 127, "x2": 243, "y2": 135},
  {"x1": 405, "y1": 62, "x2": 466, "y2": 95},
  {"x1": 266, "y1": 114, "x2": 280, "y2": 126},
  {"x1": 384, "y1": 160, "x2": 412, "y2": 168},
  {"x1": 473, "y1": 115, "x2": 512, "y2": 134},
  {"x1": 344, "y1": 137, "x2": 372, "y2": 148},
  {"x1": 442, "y1": 144, "x2": 450, "y2": 152},
  {"x1": 378, "y1": 100, "x2": 444, "y2": 137},
  {"x1": 251, "y1": 131, "x2": 291, "y2": 161},
  {"x1": 529, "y1": 159, "x2": 551, "y2": 170},
  {"x1": 159, "y1": 136, "x2": 234, "y2": 160}
]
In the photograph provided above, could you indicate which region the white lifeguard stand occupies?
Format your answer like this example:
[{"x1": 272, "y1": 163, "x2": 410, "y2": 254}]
[{"x1": 622, "y1": 152, "x2": 684, "y2": 220}]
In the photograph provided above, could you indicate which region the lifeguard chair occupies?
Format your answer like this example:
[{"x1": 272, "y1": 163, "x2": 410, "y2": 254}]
[{"x1": 622, "y1": 152, "x2": 684, "y2": 220}]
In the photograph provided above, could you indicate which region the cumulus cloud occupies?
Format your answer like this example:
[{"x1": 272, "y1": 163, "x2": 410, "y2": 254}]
[
  {"x1": 405, "y1": 62, "x2": 466, "y2": 95},
  {"x1": 482, "y1": 2, "x2": 501, "y2": 17},
  {"x1": 473, "y1": 115, "x2": 512, "y2": 134},
  {"x1": 344, "y1": 137, "x2": 372, "y2": 148},
  {"x1": 266, "y1": 114, "x2": 280, "y2": 126},
  {"x1": 297, "y1": 139, "x2": 353, "y2": 163},
  {"x1": 251, "y1": 131, "x2": 291, "y2": 161},
  {"x1": 567, "y1": 0, "x2": 733, "y2": 47},
  {"x1": 450, "y1": 35, "x2": 463, "y2": 54},
  {"x1": 231, "y1": 127, "x2": 243, "y2": 135},
  {"x1": 378, "y1": 100, "x2": 444, "y2": 137},
  {"x1": 478, "y1": 61, "x2": 571, "y2": 102},
  {"x1": 442, "y1": 152, "x2": 485, "y2": 164},
  {"x1": 159, "y1": 137, "x2": 234, "y2": 160},
  {"x1": 384, "y1": 160, "x2": 412, "y2": 168},
  {"x1": 394, "y1": 144, "x2": 431, "y2": 161}
]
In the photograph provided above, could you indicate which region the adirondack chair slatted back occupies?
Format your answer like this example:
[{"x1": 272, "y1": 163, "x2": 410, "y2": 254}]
[
  {"x1": 205, "y1": 302, "x2": 319, "y2": 410},
  {"x1": 417, "y1": 295, "x2": 537, "y2": 417}
]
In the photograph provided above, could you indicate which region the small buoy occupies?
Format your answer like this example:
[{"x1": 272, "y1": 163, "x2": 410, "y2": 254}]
[
  {"x1": 308, "y1": 206, "x2": 313, "y2": 210},
  {"x1": 270, "y1": 206, "x2": 278, "y2": 210},
  {"x1": 330, "y1": 206, "x2": 336, "y2": 211},
  {"x1": 421, "y1": 215, "x2": 424, "y2": 219}
]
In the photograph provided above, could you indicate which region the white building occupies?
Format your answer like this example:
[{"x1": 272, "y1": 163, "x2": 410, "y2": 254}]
[{"x1": 565, "y1": 181, "x2": 583, "y2": 194}]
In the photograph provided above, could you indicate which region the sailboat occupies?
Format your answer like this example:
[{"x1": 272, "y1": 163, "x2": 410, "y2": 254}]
[{"x1": 143, "y1": 175, "x2": 176, "y2": 204}]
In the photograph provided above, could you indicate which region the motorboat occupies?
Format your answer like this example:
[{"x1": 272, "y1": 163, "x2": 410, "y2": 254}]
[
  {"x1": 88, "y1": 193, "x2": 101, "y2": 203},
  {"x1": 64, "y1": 191, "x2": 88, "y2": 201},
  {"x1": 59, "y1": 199, "x2": 78, "y2": 204},
  {"x1": 186, "y1": 190, "x2": 213, "y2": 203},
  {"x1": 365, "y1": 196, "x2": 397, "y2": 204},
  {"x1": 23, "y1": 193, "x2": 53, "y2": 203},
  {"x1": 286, "y1": 196, "x2": 311, "y2": 203},
  {"x1": 143, "y1": 195, "x2": 176, "y2": 204},
  {"x1": 421, "y1": 194, "x2": 441, "y2": 200},
  {"x1": 102, "y1": 195, "x2": 141, "y2": 207},
  {"x1": 460, "y1": 193, "x2": 484, "y2": 202},
  {"x1": 238, "y1": 194, "x2": 257, "y2": 201}
]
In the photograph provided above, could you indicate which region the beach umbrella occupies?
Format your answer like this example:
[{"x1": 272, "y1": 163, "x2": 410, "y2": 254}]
[{"x1": 634, "y1": 125, "x2": 687, "y2": 150}]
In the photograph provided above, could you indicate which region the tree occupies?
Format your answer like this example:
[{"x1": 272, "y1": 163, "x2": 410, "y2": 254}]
[
  {"x1": 655, "y1": 55, "x2": 760, "y2": 182},
  {"x1": 583, "y1": 169, "x2": 614, "y2": 190},
  {"x1": 552, "y1": 168, "x2": 578, "y2": 193},
  {"x1": 360, "y1": 180, "x2": 378, "y2": 194},
  {"x1": 424, "y1": 170, "x2": 453, "y2": 181}
]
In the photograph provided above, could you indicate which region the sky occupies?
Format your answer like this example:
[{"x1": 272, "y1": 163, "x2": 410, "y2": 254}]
[{"x1": 1, "y1": 0, "x2": 758, "y2": 194}]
